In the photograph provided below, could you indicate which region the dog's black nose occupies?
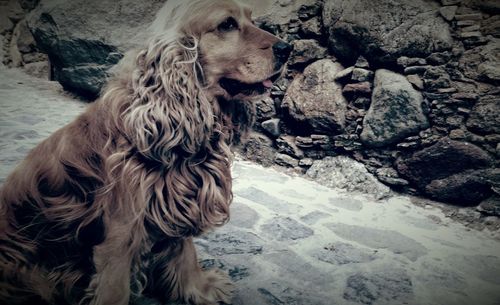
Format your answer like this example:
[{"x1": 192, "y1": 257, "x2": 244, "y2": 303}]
[{"x1": 272, "y1": 41, "x2": 293, "y2": 67}]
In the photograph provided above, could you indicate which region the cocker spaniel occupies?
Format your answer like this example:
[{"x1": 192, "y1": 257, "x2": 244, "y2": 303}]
[{"x1": 0, "y1": 0, "x2": 291, "y2": 304}]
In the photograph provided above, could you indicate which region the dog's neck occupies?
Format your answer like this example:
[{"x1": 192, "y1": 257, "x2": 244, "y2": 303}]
[{"x1": 215, "y1": 97, "x2": 256, "y2": 144}]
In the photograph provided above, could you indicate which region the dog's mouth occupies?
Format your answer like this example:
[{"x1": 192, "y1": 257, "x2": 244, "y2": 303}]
[{"x1": 219, "y1": 71, "x2": 282, "y2": 97}]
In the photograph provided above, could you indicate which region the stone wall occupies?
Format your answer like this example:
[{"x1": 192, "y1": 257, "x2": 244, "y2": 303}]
[
  {"x1": 2, "y1": 0, "x2": 499, "y2": 213},
  {"x1": 240, "y1": 0, "x2": 499, "y2": 212}
]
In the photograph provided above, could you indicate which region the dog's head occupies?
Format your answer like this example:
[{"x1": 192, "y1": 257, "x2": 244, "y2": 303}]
[
  {"x1": 151, "y1": 0, "x2": 292, "y2": 100},
  {"x1": 119, "y1": 0, "x2": 291, "y2": 163}
]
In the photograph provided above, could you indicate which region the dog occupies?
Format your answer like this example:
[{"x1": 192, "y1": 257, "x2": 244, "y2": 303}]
[{"x1": 0, "y1": 0, "x2": 292, "y2": 304}]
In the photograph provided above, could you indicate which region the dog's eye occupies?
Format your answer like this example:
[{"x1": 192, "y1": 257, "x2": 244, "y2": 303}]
[{"x1": 218, "y1": 17, "x2": 238, "y2": 32}]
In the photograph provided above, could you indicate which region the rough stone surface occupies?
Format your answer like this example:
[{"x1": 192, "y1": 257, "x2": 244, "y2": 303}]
[
  {"x1": 396, "y1": 138, "x2": 494, "y2": 189},
  {"x1": 322, "y1": 0, "x2": 453, "y2": 65},
  {"x1": 276, "y1": 135, "x2": 304, "y2": 159},
  {"x1": 343, "y1": 268, "x2": 414, "y2": 305},
  {"x1": 282, "y1": 59, "x2": 347, "y2": 134},
  {"x1": 26, "y1": 0, "x2": 164, "y2": 97},
  {"x1": 459, "y1": 39, "x2": 500, "y2": 84},
  {"x1": 360, "y1": 69, "x2": 429, "y2": 147},
  {"x1": 261, "y1": 118, "x2": 281, "y2": 138},
  {"x1": 397, "y1": 138, "x2": 494, "y2": 205},
  {"x1": 425, "y1": 170, "x2": 494, "y2": 205},
  {"x1": 477, "y1": 195, "x2": 500, "y2": 217},
  {"x1": 255, "y1": 96, "x2": 277, "y2": 122},
  {"x1": 466, "y1": 96, "x2": 500, "y2": 134},
  {"x1": 274, "y1": 152, "x2": 299, "y2": 168},
  {"x1": 288, "y1": 39, "x2": 327, "y2": 66},
  {"x1": 439, "y1": 6, "x2": 458, "y2": 21},
  {"x1": 238, "y1": 132, "x2": 275, "y2": 167},
  {"x1": 306, "y1": 156, "x2": 391, "y2": 200},
  {"x1": 326, "y1": 223, "x2": 428, "y2": 261},
  {"x1": 261, "y1": 217, "x2": 314, "y2": 241},
  {"x1": 314, "y1": 242, "x2": 378, "y2": 265}
]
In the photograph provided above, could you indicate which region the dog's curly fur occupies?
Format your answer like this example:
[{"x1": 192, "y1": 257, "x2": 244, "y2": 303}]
[{"x1": 0, "y1": 0, "x2": 288, "y2": 304}]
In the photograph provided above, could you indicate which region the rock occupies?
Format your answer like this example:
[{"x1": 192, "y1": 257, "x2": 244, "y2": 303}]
[
  {"x1": 23, "y1": 61, "x2": 49, "y2": 79},
  {"x1": 0, "y1": 12, "x2": 14, "y2": 35},
  {"x1": 441, "y1": 0, "x2": 461, "y2": 5},
  {"x1": 328, "y1": 197, "x2": 363, "y2": 211},
  {"x1": 476, "y1": 195, "x2": 500, "y2": 216},
  {"x1": 237, "y1": 186, "x2": 300, "y2": 213},
  {"x1": 481, "y1": 15, "x2": 500, "y2": 38},
  {"x1": 354, "y1": 56, "x2": 370, "y2": 68},
  {"x1": 334, "y1": 66, "x2": 354, "y2": 81},
  {"x1": 276, "y1": 135, "x2": 304, "y2": 159},
  {"x1": 478, "y1": 62, "x2": 500, "y2": 83},
  {"x1": 457, "y1": 20, "x2": 477, "y2": 27},
  {"x1": 342, "y1": 82, "x2": 371, "y2": 95},
  {"x1": 343, "y1": 268, "x2": 414, "y2": 305},
  {"x1": 425, "y1": 169, "x2": 493, "y2": 205},
  {"x1": 396, "y1": 137, "x2": 494, "y2": 189},
  {"x1": 298, "y1": 157, "x2": 313, "y2": 167},
  {"x1": 196, "y1": 231, "x2": 264, "y2": 256},
  {"x1": 404, "y1": 66, "x2": 429, "y2": 75},
  {"x1": 426, "y1": 51, "x2": 453, "y2": 65},
  {"x1": 360, "y1": 69, "x2": 429, "y2": 147},
  {"x1": 376, "y1": 167, "x2": 410, "y2": 187},
  {"x1": 27, "y1": 0, "x2": 164, "y2": 98},
  {"x1": 288, "y1": 39, "x2": 327, "y2": 66},
  {"x1": 467, "y1": 0, "x2": 500, "y2": 14},
  {"x1": 300, "y1": 17, "x2": 322, "y2": 37},
  {"x1": 397, "y1": 56, "x2": 427, "y2": 67},
  {"x1": 261, "y1": 118, "x2": 281, "y2": 138},
  {"x1": 351, "y1": 68, "x2": 373, "y2": 82},
  {"x1": 314, "y1": 242, "x2": 378, "y2": 265},
  {"x1": 455, "y1": 13, "x2": 483, "y2": 21},
  {"x1": 439, "y1": 6, "x2": 458, "y2": 22},
  {"x1": 326, "y1": 223, "x2": 428, "y2": 261},
  {"x1": 459, "y1": 39, "x2": 500, "y2": 84},
  {"x1": 296, "y1": 136, "x2": 314, "y2": 148},
  {"x1": 255, "y1": 96, "x2": 277, "y2": 121},
  {"x1": 282, "y1": 59, "x2": 348, "y2": 134},
  {"x1": 0, "y1": 34, "x2": 4, "y2": 65},
  {"x1": 449, "y1": 128, "x2": 466, "y2": 140},
  {"x1": 238, "y1": 132, "x2": 275, "y2": 167},
  {"x1": 462, "y1": 24, "x2": 481, "y2": 32},
  {"x1": 466, "y1": 96, "x2": 500, "y2": 134},
  {"x1": 322, "y1": 0, "x2": 453, "y2": 65},
  {"x1": 274, "y1": 153, "x2": 299, "y2": 167},
  {"x1": 261, "y1": 217, "x2": 314, "y2": 241},
  {"x1": 406, "y1": 74, "x2": 424, "y2": 90},
  {"x1": 306, "y1": 156, "x2": 391, "y2": 199},
  {"x1": 229, "y1": 202, "x2": 260, "y2": 229}
]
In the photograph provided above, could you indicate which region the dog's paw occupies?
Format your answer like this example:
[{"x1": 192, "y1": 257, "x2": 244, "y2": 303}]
[{"x1": 187, "y1": 269, "x2": 234, "y2": 305}]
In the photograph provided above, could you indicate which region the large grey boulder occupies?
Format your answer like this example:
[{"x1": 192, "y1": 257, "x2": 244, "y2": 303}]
[
  {"x1": 26, "y1": 0, "x2": 165, "y2": 98},
  {"x1": 282, "y1": 59, "x2": 348, "y2": 134},
  {"x1": 322, "y1": 0, "x2": 453, "y2": 65},
  {"x1": 306, "y1": 156, "x2": 391, "y2": 200},
  {"x1": 360, "y1": 69, "x2": 429, "y2": 147}
]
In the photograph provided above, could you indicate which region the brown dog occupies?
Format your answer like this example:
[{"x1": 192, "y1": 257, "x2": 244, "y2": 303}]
[{"x1": 0, "y1": 0, "x2": 291, "y2": 304}]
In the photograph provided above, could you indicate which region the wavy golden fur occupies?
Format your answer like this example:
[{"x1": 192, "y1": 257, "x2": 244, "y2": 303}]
[{"x1": 0, "y1": 0, "x2": 290, "y2": 304}]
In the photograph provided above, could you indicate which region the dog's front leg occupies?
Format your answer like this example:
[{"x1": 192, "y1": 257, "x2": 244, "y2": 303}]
[
  {"x1": 149, "y1": 237, "x2": 233, "y2": 305},
  {"x1": 85, "y1": 222, "x2": 134, "y2": 305}
]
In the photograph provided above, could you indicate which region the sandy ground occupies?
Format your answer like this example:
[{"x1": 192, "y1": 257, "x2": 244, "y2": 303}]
[{"x1": 1, "y1": 66, "x2": 500, "y2": 305}]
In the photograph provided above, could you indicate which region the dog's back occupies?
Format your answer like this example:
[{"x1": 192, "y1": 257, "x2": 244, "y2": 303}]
[{"x1": 0, "y1": 104, "x2": 109, "y2": 304}]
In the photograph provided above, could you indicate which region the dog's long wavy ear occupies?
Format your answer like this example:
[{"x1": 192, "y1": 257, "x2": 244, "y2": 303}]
[{"x1": 122, "y1": 35, "x2": 214, "y2": 164}]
